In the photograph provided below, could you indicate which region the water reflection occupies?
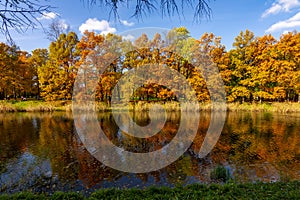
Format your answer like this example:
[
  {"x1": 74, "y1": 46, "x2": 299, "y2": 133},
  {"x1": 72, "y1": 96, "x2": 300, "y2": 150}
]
[{"x1": 0, "y1": 111, "x2": 299, "y2": 194}]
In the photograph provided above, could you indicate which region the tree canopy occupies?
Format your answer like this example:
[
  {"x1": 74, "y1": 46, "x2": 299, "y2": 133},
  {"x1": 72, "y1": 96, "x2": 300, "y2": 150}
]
[{"x1": 1, "y1": 27, "x2": 300, "y2": 103}]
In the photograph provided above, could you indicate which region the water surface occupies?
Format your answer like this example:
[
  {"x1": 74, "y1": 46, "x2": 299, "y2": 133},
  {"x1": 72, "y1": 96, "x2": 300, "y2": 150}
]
[{"x1": 0, "y1": 111, "x2": 299, "y2": 194}]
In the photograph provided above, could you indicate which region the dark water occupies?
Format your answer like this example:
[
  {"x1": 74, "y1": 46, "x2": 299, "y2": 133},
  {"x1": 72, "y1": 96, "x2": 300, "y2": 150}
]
[{"x1": 0, "y1": 111, "x2": 299, "y2": 195}]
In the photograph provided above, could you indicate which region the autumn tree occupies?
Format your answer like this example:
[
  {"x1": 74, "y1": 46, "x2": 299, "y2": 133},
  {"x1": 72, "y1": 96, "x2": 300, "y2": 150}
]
[
  {"x1": 0, "y1": 43, "x2": 36, "y2": 99},
  {"x1": 27, "y1": 48, "x2": 48, "y2": 98},
  {"x1": 3, "y1": 26, "x2": 300, "y2": 103},
  {"x1": 17, "y1": 50, "x2": 32, "y2": 97},
  {"x1": 249, "y1": 34, "x2": 277, "y2": 102},
  {"x1": 272, "y1": 32, "x2": 300, "y2": 102},
  {"x1": 38, "y1": 32, "x2": 79, "y2": 100},
  {"x1": 0, "y1": 43, "x2": 15, "y2": 99},
  {"x1": 75, "y1": 31, "x2": 105, "y2": 100},
  {"x1": 0, "y1": 43, "x2": 20, "y2": 99},
  {"x1": 227, "y1": 30, "x2": 255, "y2": 102},
  {"x1": 188, "y1": 32, "x2": 229, "y2": 102}
]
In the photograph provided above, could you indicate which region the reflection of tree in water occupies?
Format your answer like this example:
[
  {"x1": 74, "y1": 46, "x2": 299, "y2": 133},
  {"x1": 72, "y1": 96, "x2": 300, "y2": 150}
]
[
  {"x1": 70, "y1": 111, "x2": 206, "y2": 187},
  {"x1": 0, "y1": 113, "x2": 40, "y2": 172},
  {"x1": 102, "y1": 111, "x2": 180, "y2": 153},
  {"x1": 1, "y1": 111, "x2": 300, "y2": 191},
  {"x1": 217, "y1": 112, "x2": 300, "y2": 182},
  {"x1": 34, "y1": 113, "x2": 78, "y2": 182}
]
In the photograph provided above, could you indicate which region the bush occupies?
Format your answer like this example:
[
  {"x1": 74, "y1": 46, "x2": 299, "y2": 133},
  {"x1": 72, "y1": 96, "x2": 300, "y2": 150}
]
[{"x1": 210, "y1": 165, "x2": 231, "y2": 183}]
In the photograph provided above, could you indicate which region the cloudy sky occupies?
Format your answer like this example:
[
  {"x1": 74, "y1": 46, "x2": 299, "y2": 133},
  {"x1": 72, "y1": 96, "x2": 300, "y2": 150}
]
[{"x1": 3, "y1": 0, "x2": 300, "y2": 52}]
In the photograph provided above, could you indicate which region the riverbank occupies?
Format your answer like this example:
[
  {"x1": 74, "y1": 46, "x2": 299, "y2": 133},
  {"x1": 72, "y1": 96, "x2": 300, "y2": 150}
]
[
  {"x1": 1, "y1": 100, "x2": 300, "y2": 113},
  {"x1": 0, "y1": 181, "x2": 299, "y2": 199}
]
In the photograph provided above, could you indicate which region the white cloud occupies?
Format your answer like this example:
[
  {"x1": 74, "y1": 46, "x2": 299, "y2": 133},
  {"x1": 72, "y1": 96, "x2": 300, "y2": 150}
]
[
  {"x1": 280, "y1": 0, "x2": 300, "y2": 10},
  {"x1": 266, "y1": 11, "x2": 300, "y2": 32},
  {"x1": 122, "y1": 34, "x2": 135, "y2": 41},
  {"x1": 58, "y1": 20, "x2": 69, "y2": 31},
  {"x1": 38, "y1": 12, "x2": 58, "y2": 20},
  {"x1": 262, "y1": 0, "x2": 300, "y2": 18},
  {"x1": 262, "y1": 4, "x2": 282, "y2": 17},
  {"x1": 79, "y1": 18, "x2": 116, "y2": 35},
  {"x1": 120, "y1": 20, "x2": 134, "y2": 26},
  {"x1": 288, "y1": 11, "x2": 300, "y2": 21}
]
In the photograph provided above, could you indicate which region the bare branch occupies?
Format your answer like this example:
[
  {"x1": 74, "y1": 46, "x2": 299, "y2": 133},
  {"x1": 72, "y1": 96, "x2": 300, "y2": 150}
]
[
  {"x1": 1, "y1": 0, "x2": 214, "y2": 44},
  {"x1": 83, "y1": 0, "x2": 213, "y2": 21},
  {"x1": 161, "y1": 0, "x2": 179, "y2": 18},
  {"x1": 194, "y1": 0, "x2": 212, "y2": 22},
  {"x1": 44, "y1": 19, "x2": 70, "y2": 41},
  {"x1": 0, "y1": 0, "x2": 52, "y2": 44}
]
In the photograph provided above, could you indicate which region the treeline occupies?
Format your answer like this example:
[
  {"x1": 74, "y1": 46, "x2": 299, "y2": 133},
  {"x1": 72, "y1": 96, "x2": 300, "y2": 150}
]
[{"x1": 1, "y1": 27, "x2": 300, "y2": 103}]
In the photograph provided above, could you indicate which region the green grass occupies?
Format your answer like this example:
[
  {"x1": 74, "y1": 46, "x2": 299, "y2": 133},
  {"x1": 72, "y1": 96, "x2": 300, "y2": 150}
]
[
  {"x1": 1, "y1": 100, "x2": 300, "y2": 113},
  {"x1": 0, "y1": 100, "x2": 65, "y2": 112},
  {"x1": 0, "y1": 182, "x2": 299, "y2": 199}
]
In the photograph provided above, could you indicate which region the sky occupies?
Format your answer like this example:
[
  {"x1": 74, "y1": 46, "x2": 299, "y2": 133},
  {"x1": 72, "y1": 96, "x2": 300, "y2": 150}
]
[{"x1": 2, "y1": 0, "x2": 300, "y2": 52}]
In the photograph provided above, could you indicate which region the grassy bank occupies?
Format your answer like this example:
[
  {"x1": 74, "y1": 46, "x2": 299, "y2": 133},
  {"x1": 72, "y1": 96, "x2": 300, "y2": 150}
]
[
  {"x1": 1, "y1": 100, "x2": 300, "y2": 113},
  {"x1": 0, "y1": 182, "x2": 299, "y2": 199},
  {"x1": 227, "y1": 102, "x2": 300, "y2": 113},
  {"x1": 0, "y1": 100, "x2": 67, "y2": 112}
]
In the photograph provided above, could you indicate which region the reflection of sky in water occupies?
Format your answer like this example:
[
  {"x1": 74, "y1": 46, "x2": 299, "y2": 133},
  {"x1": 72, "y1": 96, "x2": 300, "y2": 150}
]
[
  {"x1": 0, "y1": 151, "x2": 51, "y2": 192},
  {"x1": 32, "y1": 118, "x2": 38, "y2": 129},
  {"x1": 229, "y1": 163, "x2": 280, "y2": 183}
]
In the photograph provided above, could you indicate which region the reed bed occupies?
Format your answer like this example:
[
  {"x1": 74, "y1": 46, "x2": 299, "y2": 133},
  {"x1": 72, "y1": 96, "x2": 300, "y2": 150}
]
[
  {"x1": 1, "y1": 100, "x2": 300, "y2": 113},
  {"x1": 227, "y1": 102, "x2": 300, "y2": 113}
]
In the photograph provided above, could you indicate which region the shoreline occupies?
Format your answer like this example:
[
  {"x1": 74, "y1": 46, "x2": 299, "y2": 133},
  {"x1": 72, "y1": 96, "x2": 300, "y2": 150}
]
[
  {"x1": 1, "y1": 100, "x2": 300, "y2": 113},
  {"x1": 0, "y1": 181, "x2": 299, "y2": 199}
]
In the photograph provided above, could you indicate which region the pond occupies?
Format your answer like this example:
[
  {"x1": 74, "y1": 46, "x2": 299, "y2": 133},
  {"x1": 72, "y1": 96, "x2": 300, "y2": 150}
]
[{"x1": 0, "y1": 111, "x2": 299, "y2": 195}]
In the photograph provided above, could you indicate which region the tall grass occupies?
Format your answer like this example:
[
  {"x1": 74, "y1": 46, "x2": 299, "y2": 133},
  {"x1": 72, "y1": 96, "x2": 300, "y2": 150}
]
[
  {"x1": 126, "y1": 101, "x2": 300, "y2": 113},
  {"x1": 227, "y1": 102, "x2": 300, "y2": 113},
  {"x1": 126, "y1": 101, "x2": 226, "y2": 112},
  {"x1": 1, "y1": 100, "x2": 300, "y2": 113},
  {"x1": 0, "y1": 100, "x2": 65, "y2": 112}
]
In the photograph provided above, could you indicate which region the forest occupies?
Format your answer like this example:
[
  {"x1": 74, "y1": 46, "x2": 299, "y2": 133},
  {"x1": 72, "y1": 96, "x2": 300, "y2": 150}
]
[{"x1": 1, "y1": 27, "x2": 300, "y2": 103}]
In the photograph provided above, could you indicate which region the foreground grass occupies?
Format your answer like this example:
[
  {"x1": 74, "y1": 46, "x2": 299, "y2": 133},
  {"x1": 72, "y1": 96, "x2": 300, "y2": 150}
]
[
  {"x1": 0, "y1": 182, "x2": 299, "y2": 199},
  {"x1": 1, "y1": 100, "x2": 300, "y2": 113}
]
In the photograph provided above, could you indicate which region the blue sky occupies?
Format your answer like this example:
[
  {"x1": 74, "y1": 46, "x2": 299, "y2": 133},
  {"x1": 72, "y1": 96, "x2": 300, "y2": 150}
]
[{"x1": 3, "y1": 0, "x2": 300, "y2": 52}]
